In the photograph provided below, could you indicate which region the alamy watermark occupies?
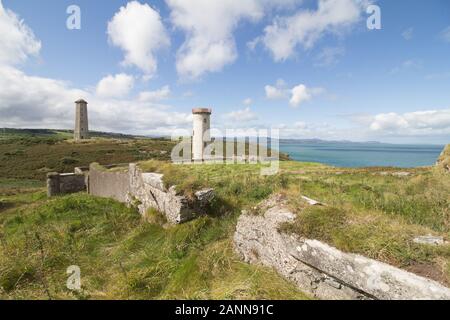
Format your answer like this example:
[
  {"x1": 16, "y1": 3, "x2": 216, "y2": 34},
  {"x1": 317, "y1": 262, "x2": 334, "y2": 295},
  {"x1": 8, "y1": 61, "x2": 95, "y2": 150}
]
[
  {"x1": 367, "y1": 5, "x2": 382, "y2": 30},
  {"x1": 170, "y1": 127, "x2": 280, "y2": 176},
  {"x1": 65, "y1": 3, "x2": 381, "y2": 31},
  {"x1": 66, "y1": 265, "x2": 81, "y2": 291},
  {"x1": 66, "y1": 5, "x2": 81, "y2": 30}
]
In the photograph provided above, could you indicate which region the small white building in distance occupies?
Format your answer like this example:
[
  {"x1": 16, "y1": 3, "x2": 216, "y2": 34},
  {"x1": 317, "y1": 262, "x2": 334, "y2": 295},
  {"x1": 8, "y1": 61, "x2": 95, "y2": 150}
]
[
  {"x1": 74, "y1": 99, "x2": 89, "y2": 141},
  {"x1": 192, "y1": 108, "x2": 212, "y2": 161}
]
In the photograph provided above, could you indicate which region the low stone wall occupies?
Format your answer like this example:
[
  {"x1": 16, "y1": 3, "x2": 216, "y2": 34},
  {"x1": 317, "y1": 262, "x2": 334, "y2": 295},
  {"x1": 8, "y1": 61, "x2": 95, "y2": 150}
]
[
  {"x1": 88, "y1": 163, "x2": 214, "y2": 224},
  {"x1": 47, "y1": 172, "x2": 86, "y2": 197},
  {"x1": 88, "y1": 163, "x2": 130, "y2": 202},
  {"x1": 234, "y1": 194, "x2": 450, "y2": 300}
]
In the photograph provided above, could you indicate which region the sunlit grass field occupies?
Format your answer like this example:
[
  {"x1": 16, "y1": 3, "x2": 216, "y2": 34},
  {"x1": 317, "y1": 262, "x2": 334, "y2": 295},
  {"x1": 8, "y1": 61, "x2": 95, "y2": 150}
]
[{"x1": 0, "y1": 130, "x2": 448, "y2": 299}]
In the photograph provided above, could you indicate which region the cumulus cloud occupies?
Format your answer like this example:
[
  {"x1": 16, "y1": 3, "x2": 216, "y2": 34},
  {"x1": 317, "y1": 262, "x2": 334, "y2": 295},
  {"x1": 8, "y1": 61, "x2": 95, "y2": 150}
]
[
  {"x1": 353, "y1": 109, "x2": 450, "y2": 140},
  {"x1": 265, "y1": 80, "x2": 323, "y2": 107},
  {"x1": 224, "y1": 107, "x2": 258, "y2": 122},
  {"x1": 0, "y1": 1, "x2": 41, "y2": 66},
  {"x1": 260, "y1": 0, "x2": 366, "y2": 61},
  {"x1": 96, "y1": 73, "x2": 134, "y2": 98},
  {"x1": 0, "y1": 65, "x2": 191, "y2": 134},
  {"x1": 265, "y1": 85, "x2": 287, "y2": 99},
  {"x1": 367, "y1": 110, "x2": 450, "y2": 136},
  {"x1": 138, "y1": 85, "x2": 171, "y2": 102},
  {"x1": 289, "y1": 85, "x2": 309, "y2": 106},
  {"x1": 107, "y1": 1, "x2": 170, "y2": 76},
  {"x1": 166, "y1": 0, "x2": 264, "y2": 79},
  {"x1": 265, "y1": 79, "x2": 289, "y2": 99}
]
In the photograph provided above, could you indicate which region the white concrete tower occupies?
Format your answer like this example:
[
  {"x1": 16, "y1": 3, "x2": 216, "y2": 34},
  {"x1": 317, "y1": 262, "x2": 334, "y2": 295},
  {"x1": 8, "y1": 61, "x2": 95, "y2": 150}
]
[
  {"x1": 192, "y1": 108, "x2": 212, "y2": 161},
  {"x1": 74, "y1": 99, "x2": 89, "y2": 141}
]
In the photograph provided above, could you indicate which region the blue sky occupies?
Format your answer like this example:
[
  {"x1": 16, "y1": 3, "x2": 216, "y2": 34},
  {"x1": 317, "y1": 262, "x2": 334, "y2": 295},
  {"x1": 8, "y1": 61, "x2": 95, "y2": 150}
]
[{"x1": 1, "y1": 0, "x2": 449, "y2": 144}]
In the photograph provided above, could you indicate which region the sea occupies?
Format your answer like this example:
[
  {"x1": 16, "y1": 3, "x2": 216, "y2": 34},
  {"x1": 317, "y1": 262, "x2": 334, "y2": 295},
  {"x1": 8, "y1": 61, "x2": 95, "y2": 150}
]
[{"x1": 278, "y1": 140, "x2": 445, "y2": 168}]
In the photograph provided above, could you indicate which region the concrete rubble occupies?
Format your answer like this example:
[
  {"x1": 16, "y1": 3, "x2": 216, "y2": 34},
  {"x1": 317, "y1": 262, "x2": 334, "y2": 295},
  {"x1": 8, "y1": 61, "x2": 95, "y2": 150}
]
[{"x1": 234, "y1": 194, "x2": 450, "y2": 300}]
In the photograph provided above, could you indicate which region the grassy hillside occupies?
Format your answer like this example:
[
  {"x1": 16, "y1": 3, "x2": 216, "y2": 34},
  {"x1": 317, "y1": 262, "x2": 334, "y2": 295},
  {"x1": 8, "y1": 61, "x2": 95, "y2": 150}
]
[
  {"x1": 0, "y1": 131, "x2": 449, "y2": 299},
  {"x1": 0, "y1": 129, "x2": 175, "y2": 181},
  {"x1": 0, "y1": 174, "x2": 308, "y2": 300}
]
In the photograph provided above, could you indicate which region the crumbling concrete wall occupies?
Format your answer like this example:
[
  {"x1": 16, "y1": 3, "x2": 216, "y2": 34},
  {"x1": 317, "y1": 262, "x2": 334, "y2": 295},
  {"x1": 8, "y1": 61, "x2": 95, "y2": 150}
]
[
  {"x1": 88, "y1": 163, "x2": 214, "y2": 224},
  {"x1": 234, "y1": 194, "x2": 450, "y2": 300},
  {"x1": 47, "y1": 172, "x2": 86, "y2": 197},
  {"x1": 88, "y1": 163, "x2": 130, "y2": 202},
  {"x1": 127, "y1": 164, "x2": 214, "y2": 224}
]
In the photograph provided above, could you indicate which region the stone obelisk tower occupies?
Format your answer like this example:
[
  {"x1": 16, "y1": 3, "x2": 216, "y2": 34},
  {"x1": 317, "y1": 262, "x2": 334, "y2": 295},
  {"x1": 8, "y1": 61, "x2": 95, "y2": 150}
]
[
  {"x1": 74, "y1": 99, "x2": 89, "y2": 141},
  {"x1": 192, "y1": 108, "x2": 212, "y2": 161}
]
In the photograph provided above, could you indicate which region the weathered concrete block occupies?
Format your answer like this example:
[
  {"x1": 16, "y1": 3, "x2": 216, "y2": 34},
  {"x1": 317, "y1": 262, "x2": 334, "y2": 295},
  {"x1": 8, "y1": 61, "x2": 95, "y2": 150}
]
[
  {"x1": 88, "y1": 163, "x2": 129, "y2": 202},
  {"x1": 234, "y1": 194, "x2": 450, "y2": 300},
  {"x1": 47, "y1": 172, "x2": 86, "y2": 197}
]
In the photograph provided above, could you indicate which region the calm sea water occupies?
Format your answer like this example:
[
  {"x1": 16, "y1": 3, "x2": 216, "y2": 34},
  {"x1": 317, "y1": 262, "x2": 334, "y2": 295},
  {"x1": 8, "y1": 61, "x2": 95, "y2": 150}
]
[{"x1": 279, "y1": 141, "x2": 445, "y2": 168}]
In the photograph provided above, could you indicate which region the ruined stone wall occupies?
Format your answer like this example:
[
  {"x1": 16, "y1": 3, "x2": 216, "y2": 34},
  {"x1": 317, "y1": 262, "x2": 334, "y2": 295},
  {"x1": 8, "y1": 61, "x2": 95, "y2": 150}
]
[
  {"x1": 47, "y1": 173, "x2": 86, "y2": 197},
  {"x1": 87, "y1": 163, "x2": 214, "y2": 224},
  {"x1": 88, "y1": 163, "x2": 130, "y2": 202},
  {"x1": 234, "y1": 194, "x2": 450, "y2": 300},
  {"x1": 127, "y1": 164, "x2": 214, "y2": 224}
]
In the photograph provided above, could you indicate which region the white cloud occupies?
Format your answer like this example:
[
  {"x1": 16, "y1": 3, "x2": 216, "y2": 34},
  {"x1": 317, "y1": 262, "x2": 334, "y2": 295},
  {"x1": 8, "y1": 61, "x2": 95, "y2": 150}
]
[
  {"x1": 401, "y1": 27, "x2": 414, "y2": 40},
  {"x1": 261, "y1": 0, "x2": 366, "y2": 61},
  {"x1": 166, "y1": 0, "x2": 264, "y2": 79},
  {"x1": 138, "y1": 85, "x2": 171, "y2": 102},
  {"x1": 0, "y1": 1, "x2": 41, "y2": 66},
  {"x1": 290, "y1": 84, "x2": 310, "y2": 107},
  {"x1": 0, "y1": 0, "x2": 187, "y2": 137},
  {"x1": 439, "y1": 26, "x2": 450, "y2": 43},
  {"x1": 290, "y1": 84, "x2": 324, "y2": 107},
  {"x1": 265, "y1": 80, "x2": 323, "y2": 107},
  {"x1": 96, "y1": 73, "x2": 134, "y2": 98},
  {"x1": 243, "y1": 98, "x2": 253, "y2": 106},
  {"x1": 0, "y1": 65, "x2": 88, "y2": 128},
  {"x1": 107, "y1": 1, "x2": 170, "y2": 76},
  {"x1": 265, "y1": 85, "x2": 286, "y2": 99},
  {"x1": 363, "y1": 109, "x2": 450, "y2": 136},
  {"x1": 224, "y1": 107, "x2": 258, "y2": 122},
  {"x1": 0, "y1": 65, "x2": 191, "y2": 134},
  {"x1": 265, "y1": 79, "x2": 289, "y2": 99}
]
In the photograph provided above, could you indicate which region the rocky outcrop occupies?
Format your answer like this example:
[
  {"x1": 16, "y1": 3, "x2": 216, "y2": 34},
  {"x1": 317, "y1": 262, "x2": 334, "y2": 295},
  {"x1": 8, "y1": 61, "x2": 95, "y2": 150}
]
[{"x1": 234, "y1": 194, "x2": 450, "y2": 300}]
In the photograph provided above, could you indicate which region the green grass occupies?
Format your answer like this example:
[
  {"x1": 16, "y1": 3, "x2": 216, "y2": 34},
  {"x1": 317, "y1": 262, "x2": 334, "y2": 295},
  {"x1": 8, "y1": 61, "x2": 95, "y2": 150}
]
[
  {"x1": 279, "y1": 165, "x2": 450, "y2": 285},
  {"x1": 0, "y1": 192, "x2": 309, "y2": 300},
  {"x1": 0, "y1": 131, "x2": 448, "y2": 298}
]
